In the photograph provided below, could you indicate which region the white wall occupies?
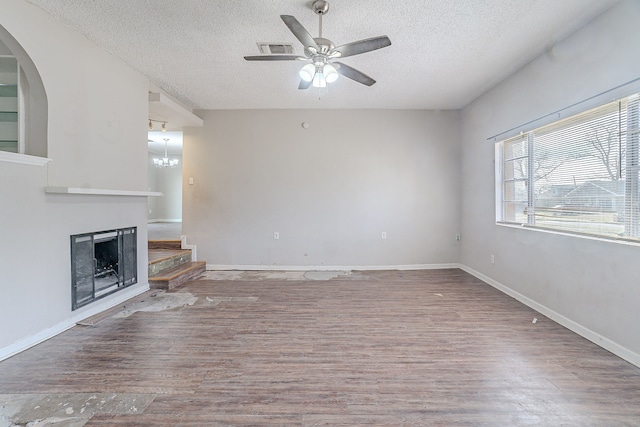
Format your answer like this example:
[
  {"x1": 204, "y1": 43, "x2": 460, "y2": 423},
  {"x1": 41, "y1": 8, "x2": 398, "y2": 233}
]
[
  {"x1": 147, "y1": 152, "x2": 159, "y2": 219},
  {"x1": 460, "y1": 0, "x2": 640, "y2": 363},
  {"x1": 0, "y1": 39, "x2": 10, "y2": 54},
  {"x1": 147, "y1": 152, "x2": 182, "y2": 222},
  {"x1": 0, "y1": 0, "x2": 150, "y2": 356},
  {"x1": 184, "y1": 109, "x2": 461, "y2": 268}
]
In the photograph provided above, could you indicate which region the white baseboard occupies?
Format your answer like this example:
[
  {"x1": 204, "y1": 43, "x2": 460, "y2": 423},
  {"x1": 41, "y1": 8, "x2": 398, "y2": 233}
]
[
  {"x1": 459, "y1": 264, "x2": 640, "y2": 368},
  {"x1": 206, "y1": 263, "x2": 461, "y2": 271},
  {"x1": 0, "y1": 284, "x2": 150, "y2": 362}
]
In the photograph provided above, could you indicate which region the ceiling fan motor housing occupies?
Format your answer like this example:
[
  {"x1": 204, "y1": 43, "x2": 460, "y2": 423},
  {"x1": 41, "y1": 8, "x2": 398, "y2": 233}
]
[
  {"x1": 312, "y1": 0, "x2": 330, "y2": 15},
  {"x1": 310, "y1": 37, "x2": 334, "y2": 55}
]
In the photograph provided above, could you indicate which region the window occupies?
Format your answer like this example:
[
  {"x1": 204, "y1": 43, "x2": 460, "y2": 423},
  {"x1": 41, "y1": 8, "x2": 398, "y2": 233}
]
[{"x1": 496, "y1": 93, "x2": 640, "y2": 242}]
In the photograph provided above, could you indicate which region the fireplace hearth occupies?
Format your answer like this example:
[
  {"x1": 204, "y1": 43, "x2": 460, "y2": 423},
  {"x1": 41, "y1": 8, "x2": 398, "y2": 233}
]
[{"x1": 70, "y1": 227, "x2": 137, "y2": 310}]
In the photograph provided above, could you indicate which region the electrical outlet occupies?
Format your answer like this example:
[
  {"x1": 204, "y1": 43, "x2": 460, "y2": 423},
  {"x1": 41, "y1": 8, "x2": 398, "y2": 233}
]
[
  {"x1": 273, "y1": 232, "x2": 279, "y2": 240},
  {"x1": 491, "y1": 254, "x2": 495, "y2": 264},
  {"x1": 456, "y1": 234, "x2": 461, "y2": 241},
  {"x1": 381, "y1": 232, "x2": 387, "y2": 239}
]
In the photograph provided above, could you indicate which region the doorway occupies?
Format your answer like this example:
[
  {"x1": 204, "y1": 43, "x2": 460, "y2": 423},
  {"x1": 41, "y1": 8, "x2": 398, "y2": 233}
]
[{"x1": 148, "y1": 131, "x2": 183, "y2": 240}]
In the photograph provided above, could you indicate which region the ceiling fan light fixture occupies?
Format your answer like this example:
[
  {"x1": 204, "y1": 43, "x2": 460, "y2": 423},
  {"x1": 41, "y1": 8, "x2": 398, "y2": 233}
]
[
  {"x1": 312, "y1": 69, "x2": 326, "y2": 88},
  {"x1": 299, "y1": 63, "x2": 315, "y2": 82},
  {"x1": 323, "y1": 63, "x2": 338, "y2": 83}
]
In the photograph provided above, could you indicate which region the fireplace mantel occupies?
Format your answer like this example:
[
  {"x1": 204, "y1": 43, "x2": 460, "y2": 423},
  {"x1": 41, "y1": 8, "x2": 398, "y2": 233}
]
[{"x1": 45, "y1": 187, "x2": 163, "y2": 197}]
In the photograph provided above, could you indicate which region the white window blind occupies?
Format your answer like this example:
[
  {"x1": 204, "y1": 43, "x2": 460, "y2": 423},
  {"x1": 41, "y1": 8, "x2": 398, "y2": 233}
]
[{"x1": 498, "y1": 93, "x2": 640, "y2": 242}]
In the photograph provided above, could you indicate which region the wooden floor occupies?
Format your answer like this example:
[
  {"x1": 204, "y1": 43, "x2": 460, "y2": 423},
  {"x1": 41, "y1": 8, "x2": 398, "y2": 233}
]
[{"x1": 1, "y1": 269, "x2": 640, "y2": 426}]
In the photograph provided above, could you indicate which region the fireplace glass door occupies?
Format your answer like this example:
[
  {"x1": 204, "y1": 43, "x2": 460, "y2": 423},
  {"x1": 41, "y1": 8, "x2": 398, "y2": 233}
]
[{"x1": 71, "y1": 227, "x2": 137, "y2": 310}]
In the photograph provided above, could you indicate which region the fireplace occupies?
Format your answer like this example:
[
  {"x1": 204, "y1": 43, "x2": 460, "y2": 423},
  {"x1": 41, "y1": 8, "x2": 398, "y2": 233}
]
[{"x1": 70, "y1": 227, "x2": 137, "y2": 310}]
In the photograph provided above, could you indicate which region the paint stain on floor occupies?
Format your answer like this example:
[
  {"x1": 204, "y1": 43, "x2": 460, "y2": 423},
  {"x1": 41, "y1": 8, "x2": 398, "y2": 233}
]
[
  {"x1": 0, "y1": 393, "x2": 155, "y2": 427},
  {"x1": 111, "y1": 291, "x2": 198, "y2": 318}
]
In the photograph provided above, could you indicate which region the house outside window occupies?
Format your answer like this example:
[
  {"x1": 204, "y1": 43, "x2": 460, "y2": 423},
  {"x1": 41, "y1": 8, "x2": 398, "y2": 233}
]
[{"x1": 496, "y1": 93, "x2": 640, "y2": 242}]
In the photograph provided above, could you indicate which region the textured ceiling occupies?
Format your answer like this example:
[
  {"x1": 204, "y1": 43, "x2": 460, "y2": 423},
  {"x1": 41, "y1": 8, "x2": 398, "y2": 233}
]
[{"x1": 25, "y1": 0, "x2": 618, "y2": 110}]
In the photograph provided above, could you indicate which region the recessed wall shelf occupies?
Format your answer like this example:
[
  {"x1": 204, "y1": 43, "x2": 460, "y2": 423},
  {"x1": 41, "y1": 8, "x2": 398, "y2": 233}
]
[
  {"x1": 0, "y1": 57, "x2": 19, "y2": 155},
  {"x1": 45, "y1": 187, "x2": 164, "y2": 197}
]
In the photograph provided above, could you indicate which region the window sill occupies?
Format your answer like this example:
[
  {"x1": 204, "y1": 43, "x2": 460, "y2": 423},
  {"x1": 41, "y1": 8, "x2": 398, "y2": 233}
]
[
  {"x1": 45, "y1": 187, "x2": 164, "y2": 197},
  {"x1": 496, "y1": 221, "x2": 640, "y2": 247},
  {"x1": 0, "y1": 151, "x2": 51, "y2": 166}
]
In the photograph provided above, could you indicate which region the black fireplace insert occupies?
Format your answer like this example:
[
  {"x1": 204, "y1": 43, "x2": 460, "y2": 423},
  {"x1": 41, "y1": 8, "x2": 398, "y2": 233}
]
[{"x1": 70, "y1": 227, "x2": 137, "y2": 310}]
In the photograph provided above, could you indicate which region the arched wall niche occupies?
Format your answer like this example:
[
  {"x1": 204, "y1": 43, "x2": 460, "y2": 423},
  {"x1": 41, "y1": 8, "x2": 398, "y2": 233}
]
[{"x1": 0, "y1": 23, "x2": 48, "y2": 157}]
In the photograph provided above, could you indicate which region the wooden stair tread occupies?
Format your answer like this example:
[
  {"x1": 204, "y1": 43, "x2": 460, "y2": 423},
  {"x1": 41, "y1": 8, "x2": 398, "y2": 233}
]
[
  {"x1": 149, "y1": 261, "x2": 206, "y2": 281},
  {"x1": 148, "y1": 249, "x2": 192, "y2": 264},
  {"x1": 149, "y1": 261, "x2": 206, "y2": 290},
  {"x1": 148, "y1": 238, "x2": 204, "y2": 289},
  {"x1": 148, "y1": 239, "x2": 182, "y2": 250}
]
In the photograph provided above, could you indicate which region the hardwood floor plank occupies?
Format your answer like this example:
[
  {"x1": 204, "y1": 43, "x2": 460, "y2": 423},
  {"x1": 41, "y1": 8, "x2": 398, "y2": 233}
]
[{"x1": 1, "y1": 269, "x2": 639, "y2": 425}]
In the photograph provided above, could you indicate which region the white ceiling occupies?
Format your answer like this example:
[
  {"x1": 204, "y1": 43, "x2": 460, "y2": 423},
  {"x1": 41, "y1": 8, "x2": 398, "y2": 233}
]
[{"x1": 26, "y1": 0, "x2": 618, "y2": 111}]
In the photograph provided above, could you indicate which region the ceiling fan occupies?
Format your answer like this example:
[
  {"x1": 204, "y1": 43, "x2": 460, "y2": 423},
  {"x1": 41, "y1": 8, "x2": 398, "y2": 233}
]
[{"x1": 244, "y1": 0, "x2": 391, "y2": 89}]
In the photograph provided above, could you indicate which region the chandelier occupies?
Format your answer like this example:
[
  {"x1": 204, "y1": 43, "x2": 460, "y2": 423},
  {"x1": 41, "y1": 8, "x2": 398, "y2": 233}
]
[{"x1": 153, "y1": 138, "x2": 179, "y2": 168}]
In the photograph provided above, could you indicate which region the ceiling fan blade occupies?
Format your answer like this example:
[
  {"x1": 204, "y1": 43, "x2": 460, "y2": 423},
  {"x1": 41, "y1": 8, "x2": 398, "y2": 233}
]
[
  {"x1": 280, "y1": 15, "x2": 319, "y2": 51},
  {"x1": 244, "y1": 55, "x2": 304, "y2": 61},
  {"x1": 330, "y1": 36, "x2": 391, "y2": 58},
  {"x1": 334, "y1": 62, "x2": 376, "y2": 86},
  {"x1": 298, "y1": 79, "x2": 312, "y2": 90}
]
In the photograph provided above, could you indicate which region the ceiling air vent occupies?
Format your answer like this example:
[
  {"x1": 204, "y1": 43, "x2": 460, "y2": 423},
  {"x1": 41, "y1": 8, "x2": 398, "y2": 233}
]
[{"x1": 257, "y1": 42, "x2": 295, "y2": 55}]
